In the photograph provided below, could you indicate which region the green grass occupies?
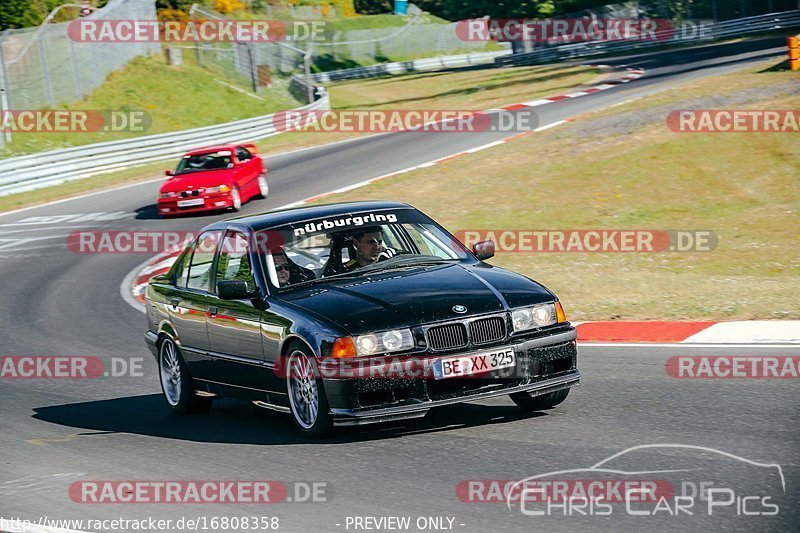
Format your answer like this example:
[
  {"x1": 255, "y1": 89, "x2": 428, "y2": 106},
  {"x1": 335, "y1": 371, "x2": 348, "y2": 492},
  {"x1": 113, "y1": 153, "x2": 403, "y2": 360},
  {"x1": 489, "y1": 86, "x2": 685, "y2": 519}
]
[{"x1": 0, "y1": 53, "x2": 299, "y2": 157}]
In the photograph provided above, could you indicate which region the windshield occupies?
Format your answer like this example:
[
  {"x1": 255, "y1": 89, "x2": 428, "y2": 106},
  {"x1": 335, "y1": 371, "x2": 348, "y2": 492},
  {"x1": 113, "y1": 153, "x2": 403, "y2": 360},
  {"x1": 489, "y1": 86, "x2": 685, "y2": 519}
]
[
  {"x1": 174, "y1": 151, "x2": 233, "y2": 175},
  {"x1": 257, "y1": 209, "x2": 472, "y2": 291}
]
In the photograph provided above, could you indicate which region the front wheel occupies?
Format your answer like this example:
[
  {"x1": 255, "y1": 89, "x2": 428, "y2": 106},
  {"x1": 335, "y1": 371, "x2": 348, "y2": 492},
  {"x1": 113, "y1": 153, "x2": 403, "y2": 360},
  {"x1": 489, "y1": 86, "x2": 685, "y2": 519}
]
[
  {"x1": 158, "y1": 338, "x2": 213, "y2": 415},
  {"x1": 509, "y1": 388, "x2": 570, "y2": 411},
  {"x1": 286, "y1": 348, "x2": 333, "y2": 438}
]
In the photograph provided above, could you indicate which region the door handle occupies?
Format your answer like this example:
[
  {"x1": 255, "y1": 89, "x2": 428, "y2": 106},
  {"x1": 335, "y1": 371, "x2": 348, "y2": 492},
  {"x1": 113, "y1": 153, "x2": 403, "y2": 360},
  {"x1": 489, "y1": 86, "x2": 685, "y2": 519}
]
[
  {"x1": 207, "y1": 306, "x2": 218, "y2": 317},
  {"x1": 170, "y1": 298, "x2": 179, "y2": 309}
]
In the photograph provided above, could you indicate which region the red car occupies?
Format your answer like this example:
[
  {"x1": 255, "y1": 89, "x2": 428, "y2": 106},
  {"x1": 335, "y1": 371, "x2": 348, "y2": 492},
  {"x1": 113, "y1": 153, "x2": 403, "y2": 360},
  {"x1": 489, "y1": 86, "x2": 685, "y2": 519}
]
[{"x1": 158, "y1": 143, "x2": 269, "y2": 217}]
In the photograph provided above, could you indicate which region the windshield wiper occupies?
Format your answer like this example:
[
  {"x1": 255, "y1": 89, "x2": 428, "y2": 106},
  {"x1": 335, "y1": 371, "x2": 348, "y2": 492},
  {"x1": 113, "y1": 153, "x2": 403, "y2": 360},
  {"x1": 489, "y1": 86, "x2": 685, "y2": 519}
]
[
  {"x1": 281, "y1": 271, "x2": 365, "y2": 291},
  {"x1": 359, "y1": 258, "x2": 453, "y2": 275}
]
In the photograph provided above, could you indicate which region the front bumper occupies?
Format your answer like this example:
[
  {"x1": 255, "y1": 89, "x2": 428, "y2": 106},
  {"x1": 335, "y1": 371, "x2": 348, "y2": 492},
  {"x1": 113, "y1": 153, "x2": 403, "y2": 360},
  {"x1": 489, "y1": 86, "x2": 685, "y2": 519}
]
[
  {"x1": 157, "y1": 193, "x2": 234, "y2": 216},
  {"x1": 325, "y1": 328, "x2": 580, "y2": 426}
]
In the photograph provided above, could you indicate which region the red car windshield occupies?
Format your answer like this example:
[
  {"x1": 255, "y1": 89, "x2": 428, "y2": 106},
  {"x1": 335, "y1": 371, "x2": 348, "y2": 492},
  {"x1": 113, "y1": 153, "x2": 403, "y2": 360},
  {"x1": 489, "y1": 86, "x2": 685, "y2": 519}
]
[{"x1": 175, "y1": 152, "x2": 233, "y2": 175}]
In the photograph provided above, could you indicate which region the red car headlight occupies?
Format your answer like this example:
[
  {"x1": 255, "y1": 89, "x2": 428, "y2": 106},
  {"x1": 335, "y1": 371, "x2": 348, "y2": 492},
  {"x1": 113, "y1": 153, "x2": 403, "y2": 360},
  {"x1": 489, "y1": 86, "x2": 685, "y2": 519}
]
[
  {"x1": 205, "y1": 184, "x2": 231, "y2": 194},
  {"x1": 160, "y1": 191, "x2": 178, "y2": 199}
]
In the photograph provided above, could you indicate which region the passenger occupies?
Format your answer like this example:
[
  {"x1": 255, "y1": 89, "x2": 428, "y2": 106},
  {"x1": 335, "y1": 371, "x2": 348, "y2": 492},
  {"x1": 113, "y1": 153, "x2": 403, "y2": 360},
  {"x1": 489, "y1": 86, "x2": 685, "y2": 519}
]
[{"x1": 272, "y1": 250, "x2": 315, "y2": 287}]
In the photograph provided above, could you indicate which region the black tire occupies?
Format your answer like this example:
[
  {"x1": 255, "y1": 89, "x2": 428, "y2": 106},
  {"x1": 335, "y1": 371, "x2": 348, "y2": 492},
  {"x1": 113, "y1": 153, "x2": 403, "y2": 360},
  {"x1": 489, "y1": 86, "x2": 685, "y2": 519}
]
[
  {"x1": 230, "y1": 186, "x2": 242, "y2": 211},
  {"x1": 256, "y1": 173, "x2": 269, "y2": 199},
  {"x1": 509, "y1": 388, "x2": 570, "y2": 411},
  {"x1": 158, "y1": 337, "x2": 213, "y2": 415},
  {"x1": 285, "y1": 346, "x2": 333, "y2": 438}
]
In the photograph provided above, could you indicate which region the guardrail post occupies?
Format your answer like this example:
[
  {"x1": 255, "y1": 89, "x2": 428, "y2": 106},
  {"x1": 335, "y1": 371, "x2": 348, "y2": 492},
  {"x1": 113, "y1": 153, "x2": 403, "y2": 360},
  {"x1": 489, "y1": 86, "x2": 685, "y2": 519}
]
[{"x1": 789, "y1": 35, "x2": 800, "y2": 71}]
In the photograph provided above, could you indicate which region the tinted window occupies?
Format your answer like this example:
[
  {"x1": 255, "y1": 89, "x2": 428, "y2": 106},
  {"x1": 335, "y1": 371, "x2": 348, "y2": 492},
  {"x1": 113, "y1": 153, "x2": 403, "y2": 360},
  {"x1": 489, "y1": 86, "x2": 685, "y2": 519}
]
[
  {"x1": 173, "y1": 250, "x2": 190, "y2": 287},
  {"x1": 235, "y1": 147, "x2": 251, "y2": 161},
  {"x1": 175, "y1": 152, "x2": 232, "y2": 174},
  {"x1": 216, "y1": 232, "x2": 255, "y2": 292},
  {"x1": 186, "y1": 231, "x2": 220, "y2": 291}
]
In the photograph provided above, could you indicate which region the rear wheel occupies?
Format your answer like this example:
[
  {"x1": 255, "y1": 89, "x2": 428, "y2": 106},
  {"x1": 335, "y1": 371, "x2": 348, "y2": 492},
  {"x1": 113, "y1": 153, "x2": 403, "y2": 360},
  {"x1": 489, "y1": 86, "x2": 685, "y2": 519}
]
[
  {"x1": 509, "y1": 388, "x2": 570, "y2": 411},
  {"x1": 286, "y1": 348, "x2": 333, "y2": 438},
  {"x1": 158, "y1": 338, "x2": 213, "y2": 415},
  {"x1": 256, "y1": 174, "x2": 269, "y2": 199},
  {"x1": 231, "y1": 186, "x2": 242, "y2": 211}
]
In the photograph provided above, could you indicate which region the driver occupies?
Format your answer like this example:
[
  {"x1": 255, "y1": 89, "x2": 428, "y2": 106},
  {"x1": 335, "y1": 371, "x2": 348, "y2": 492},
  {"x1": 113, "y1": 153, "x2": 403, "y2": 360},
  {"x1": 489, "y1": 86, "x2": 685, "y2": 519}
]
[{"x1": 341, "y1": 226, "x2": 397, "y2": 272}]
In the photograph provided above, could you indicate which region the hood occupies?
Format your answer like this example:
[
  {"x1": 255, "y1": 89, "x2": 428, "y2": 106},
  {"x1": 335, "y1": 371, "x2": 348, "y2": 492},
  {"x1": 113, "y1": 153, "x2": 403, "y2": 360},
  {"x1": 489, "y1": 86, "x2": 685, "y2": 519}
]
[
  {"x1": 160, "y1": 170, "x2": 234, "y2": 192},
  {"x1": 281, "y1": 263, "x2": 555, "y2": 333}
]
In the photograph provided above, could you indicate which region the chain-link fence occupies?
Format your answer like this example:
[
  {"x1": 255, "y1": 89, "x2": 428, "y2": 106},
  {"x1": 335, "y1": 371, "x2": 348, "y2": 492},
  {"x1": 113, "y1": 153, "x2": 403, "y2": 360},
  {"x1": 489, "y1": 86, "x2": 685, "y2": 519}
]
[
  {"x1": 0, "y1": 0, "x2": 159, "y2": 110},
  {"x1": 187, "y1": 3, "x2": 500, "y2": 102}
]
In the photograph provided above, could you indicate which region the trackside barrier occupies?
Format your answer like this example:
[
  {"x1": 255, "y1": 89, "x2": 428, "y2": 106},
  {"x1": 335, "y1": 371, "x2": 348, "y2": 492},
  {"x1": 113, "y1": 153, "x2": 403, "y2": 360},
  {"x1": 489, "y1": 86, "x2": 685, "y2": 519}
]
[
  {"x1": 0, "y1": 92, "x2": 329, "y2": 197},
  {"x1": 789, "y1": 35, "x2": 800, "y2": 70},
  {"x1": 495, "y1": 10, "x2": 800, "y2": 67},
  {"x1": 309, "y1": 50, "x2": 511, "y2": 83}
]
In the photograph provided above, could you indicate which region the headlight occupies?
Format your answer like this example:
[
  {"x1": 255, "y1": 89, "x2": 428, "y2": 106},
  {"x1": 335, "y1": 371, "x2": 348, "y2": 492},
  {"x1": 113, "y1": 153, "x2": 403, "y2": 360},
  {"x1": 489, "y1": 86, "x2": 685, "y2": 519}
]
[
  {"x1": 160, "y1": 191, "x2": 178, "y2": 198},
  {"x1": 511, "y1": 303, "x2": 557, "y2": 332},
  {"x1": 206, "y1": 184, "x2": 231, "y2": 194},
  {"x1": 354, "y1": 329, "x2": 414, "y2": 356}
]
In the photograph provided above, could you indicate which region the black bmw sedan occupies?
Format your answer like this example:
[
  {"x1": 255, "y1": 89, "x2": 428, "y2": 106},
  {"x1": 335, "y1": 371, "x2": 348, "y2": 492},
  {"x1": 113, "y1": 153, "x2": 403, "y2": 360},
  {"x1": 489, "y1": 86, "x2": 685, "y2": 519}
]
[{"x1": 144, "y1": 201, "x2": 580, "y2": 437}]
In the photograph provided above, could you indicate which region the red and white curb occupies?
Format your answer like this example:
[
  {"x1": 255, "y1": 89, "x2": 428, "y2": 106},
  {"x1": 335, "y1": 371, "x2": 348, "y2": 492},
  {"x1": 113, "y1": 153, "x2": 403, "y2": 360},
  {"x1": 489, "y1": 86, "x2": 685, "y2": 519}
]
[
  {"x1": 574, "y1": 321, "x2": 800, "y2": 344},
  {"x1": 498, "y1": 65, "x2": 646, "y2": 109}
]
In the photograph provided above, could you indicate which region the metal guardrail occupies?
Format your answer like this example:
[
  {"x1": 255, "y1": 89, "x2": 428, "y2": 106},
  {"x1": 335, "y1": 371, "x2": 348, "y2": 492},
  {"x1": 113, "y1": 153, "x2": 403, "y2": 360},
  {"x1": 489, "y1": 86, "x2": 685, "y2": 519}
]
[
  {"x1": 310, "y1": 50, "x2": 511, "y2": 83},
  {"x1": 496, "y1": 10, "x2": 800, "y2": 67},
  {"x1": 0, "y1": 92, "x2": 329, "y2": 197}
]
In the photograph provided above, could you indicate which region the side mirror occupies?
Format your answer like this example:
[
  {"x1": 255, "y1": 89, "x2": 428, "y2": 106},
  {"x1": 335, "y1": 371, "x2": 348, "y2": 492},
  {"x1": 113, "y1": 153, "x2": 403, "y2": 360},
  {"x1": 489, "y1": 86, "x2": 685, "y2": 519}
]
[
  {"x1": 472, "y1": 240, "x2": 495, "y2": 261},
  {"x1": 164, "y1": 169, "x2": 174, "y2": 177},
  {"x1": 218, "y1": 280, "x2": 255, "y2": 300}
]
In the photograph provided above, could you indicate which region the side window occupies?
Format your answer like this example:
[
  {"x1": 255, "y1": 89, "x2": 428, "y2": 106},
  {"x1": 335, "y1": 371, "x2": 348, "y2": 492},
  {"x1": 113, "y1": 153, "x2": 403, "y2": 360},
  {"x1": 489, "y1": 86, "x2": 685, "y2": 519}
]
[
  {"x1": 186, "y1": 231, "x2": 220, "y2": 292},
  {"x1": 235, "y1": 146, "x2": 251, "y2": 162},
  {"x1": 174, "y1": 250, "x2": 190, "y2": 287},
  {"x1": 216, "y1": 232, "x2": 255, "y2": 292}
]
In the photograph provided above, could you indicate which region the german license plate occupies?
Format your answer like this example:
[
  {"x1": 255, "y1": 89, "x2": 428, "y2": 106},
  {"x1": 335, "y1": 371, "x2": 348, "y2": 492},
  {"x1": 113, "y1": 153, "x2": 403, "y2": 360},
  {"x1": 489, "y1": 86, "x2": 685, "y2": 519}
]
[
  {"x1": 432, "y1": 347, "x2": 516, "y2": 380},
  {"x1": 177, "y1": 198, "x2": 204, "y2": 207}
]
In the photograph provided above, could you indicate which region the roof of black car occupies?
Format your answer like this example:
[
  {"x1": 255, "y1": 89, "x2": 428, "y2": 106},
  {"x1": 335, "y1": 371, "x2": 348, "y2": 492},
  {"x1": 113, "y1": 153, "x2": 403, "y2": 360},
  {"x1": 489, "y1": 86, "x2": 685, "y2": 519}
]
[{"x1": 214, "y1": 201, "x2": 415, "y2": 231}]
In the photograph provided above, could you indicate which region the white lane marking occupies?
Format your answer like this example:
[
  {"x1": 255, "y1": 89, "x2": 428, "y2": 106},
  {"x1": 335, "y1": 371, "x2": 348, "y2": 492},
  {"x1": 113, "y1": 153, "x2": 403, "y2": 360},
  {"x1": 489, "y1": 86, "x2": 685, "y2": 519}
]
[
  {"x1": 0, "y1": 224, "x2": 108, "y2": 235},
  {"x1": 466, "y1": 140, "x2": 505, "y2": 153},
  {"x1": 0, "y1": 234, "x2": 71, "y2": 250},
  {"x1": 580, "y1": 342, "x2": 800, "y2": 348},
  {"x1": 0, "y1": 211, "x2": 134, "y2": 227},
  {"x1": 273, "y1": 120, "x2": 571, "y2": 211},
  {"x1": 534, "y1": 120, "x2": 566, "y2": 132}
]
